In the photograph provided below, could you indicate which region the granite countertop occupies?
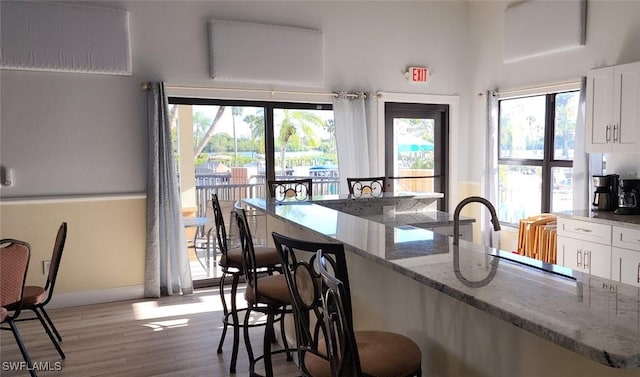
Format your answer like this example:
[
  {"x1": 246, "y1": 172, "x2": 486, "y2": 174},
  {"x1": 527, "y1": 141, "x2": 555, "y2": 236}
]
[
  {"x1": 556, "y1": 210, "x2": 640, "y2": 228},
  {"x1": 246, "y1": 197, "x2": 640, "y2": 369}
]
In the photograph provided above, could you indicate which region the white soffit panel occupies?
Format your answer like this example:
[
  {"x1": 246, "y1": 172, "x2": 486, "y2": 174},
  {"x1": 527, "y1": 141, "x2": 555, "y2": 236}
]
[
  {"x1": 209, "y1": 20, "x2": 323, "y2": 86},
  {"x1": 504, "y1": 0, "x2": 586, "y2": 63},
  {"x1": 1, "y1": 1, "x2": 132, "y2": 75}
]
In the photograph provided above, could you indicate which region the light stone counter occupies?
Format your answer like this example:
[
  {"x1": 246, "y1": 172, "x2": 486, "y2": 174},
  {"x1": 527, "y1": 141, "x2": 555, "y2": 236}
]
[
  {"x1": 246, "y1": 197, "x2": 640, "y2": 375},
  {"x1": 557, "y1": 209, "x2": 640, "y2": 228}
]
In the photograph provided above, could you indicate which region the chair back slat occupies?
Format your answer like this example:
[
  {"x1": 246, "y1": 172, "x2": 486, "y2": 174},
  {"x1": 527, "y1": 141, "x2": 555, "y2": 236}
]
[
  {"x1": 317, "y1": 249, "x2": 362, "y2": 376},
  {"x1": 271, "y1": 232, "x2": 352, "y2": 377},
  {"x1": 268, "y1": 179, "x2": 313, "y2": 201},
  {"x1": 212, "y1": 194, "x2": 229, "y2": 256},
  {"x1": 235, "y1": 206, "x2": 259, "y2": 292},
  {"x1": 44, "y1": 222, "x2": 67, "y2": 298},
  {"x1": 346, "y1": 176, "x2": 386, "y2": 197}
]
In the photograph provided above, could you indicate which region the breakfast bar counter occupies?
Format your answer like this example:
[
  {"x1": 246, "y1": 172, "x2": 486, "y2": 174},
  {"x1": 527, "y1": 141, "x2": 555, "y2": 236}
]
[{"x1": 246, "y1": 196, "x2": 640, "y2": 377}]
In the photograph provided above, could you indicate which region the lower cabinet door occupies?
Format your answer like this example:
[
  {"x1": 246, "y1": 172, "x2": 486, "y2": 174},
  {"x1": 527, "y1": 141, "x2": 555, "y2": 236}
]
[
  {"x1": 612, "y1": 247, "x2": 640, "y2": 287},
  {"x1": 557, "y1": 236, "x2": 612, "y2": 279}
]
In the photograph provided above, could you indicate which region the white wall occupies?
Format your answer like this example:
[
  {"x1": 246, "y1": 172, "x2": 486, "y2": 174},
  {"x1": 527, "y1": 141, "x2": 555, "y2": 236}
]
[
  {"x1": 466, "y1": 0, "x2": 640, "y2": 184},
  {"x1": 1, "y1": 1, "x2": 470, "y2": 198}
]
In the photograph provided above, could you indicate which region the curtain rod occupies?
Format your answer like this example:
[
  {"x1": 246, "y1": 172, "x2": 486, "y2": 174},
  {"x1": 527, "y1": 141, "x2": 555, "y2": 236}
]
[
  {"x1": 492, "y1": 80, "x2": 581, "y2": 97},
  {"x1": 140, "y1": 82, "x2": 364, "y2": 98}
]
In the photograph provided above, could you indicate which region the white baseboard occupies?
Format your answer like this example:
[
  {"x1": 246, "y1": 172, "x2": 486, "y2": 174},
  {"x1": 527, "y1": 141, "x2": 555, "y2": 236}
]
[{"x1": 49, "y1": 285, "x2": 145, "y2": 309}]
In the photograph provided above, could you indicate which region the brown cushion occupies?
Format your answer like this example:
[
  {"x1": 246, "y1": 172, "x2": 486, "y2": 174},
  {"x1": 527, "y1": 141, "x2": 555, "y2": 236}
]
[
  {"x1": 220, "y1": 246, "x2": 280, "y2": 269},
  {"x1": 0, "y1": 307, "x2": 7, "y2": 322},
  {"x1": 245, "y1": 274, "x2": 291, "y2": 306},
  {"x1": 4, "y1": 286, "x2": 46, "y2": 311},
  {"x1": 304, "y1": 330, "x2": 421, "y2": 377}
]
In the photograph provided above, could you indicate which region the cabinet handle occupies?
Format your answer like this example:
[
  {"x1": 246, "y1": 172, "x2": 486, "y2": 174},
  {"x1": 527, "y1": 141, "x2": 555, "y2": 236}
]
[
  {"x1": 606, "y1": 124, "x2": 611, "y2": 142},
  {"x1": 577, "y1": 249, "x2": 582, "y2": 267},
  {"x1": 613, "y1": 124, "x2": 619, "y2": 142},
  {"x1": 619, "y1": 258, "x2": 623, "y2": 282},
  {"x1": 583, "y1": 250, "x2": 590, "y2": 269},
  {"x1": 637, "y1": 263, "x2": 639, "y2": 283},
  {"x1": 573, "y1": 227, "x2": 593, "y2": 233}
]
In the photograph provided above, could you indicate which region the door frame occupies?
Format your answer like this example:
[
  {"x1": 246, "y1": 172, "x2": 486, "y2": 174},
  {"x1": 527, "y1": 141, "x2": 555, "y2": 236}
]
[{"x1": 376, "y1": 92, "x2": 459, "y2": 211}]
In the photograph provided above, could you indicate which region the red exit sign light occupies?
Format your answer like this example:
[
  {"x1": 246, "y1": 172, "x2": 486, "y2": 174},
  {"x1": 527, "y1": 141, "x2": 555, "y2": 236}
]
[{"x1": 408, "y1": 66, "x2": 429, "y2": 83}]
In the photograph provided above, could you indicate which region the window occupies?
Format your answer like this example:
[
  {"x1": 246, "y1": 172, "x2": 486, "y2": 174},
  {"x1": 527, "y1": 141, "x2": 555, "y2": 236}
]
[
  {"x1": 497, "y1": 90, "x2": 579, "y2": 225},
  {"x1": 167, "y1": 97, "x2": 335, "y2": 284}
]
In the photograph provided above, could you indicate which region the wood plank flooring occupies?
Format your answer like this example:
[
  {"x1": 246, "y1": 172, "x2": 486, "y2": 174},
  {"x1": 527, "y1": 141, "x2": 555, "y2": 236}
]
[{"x1": 0, "y1": 286, "x2": 300, "y2": 377}]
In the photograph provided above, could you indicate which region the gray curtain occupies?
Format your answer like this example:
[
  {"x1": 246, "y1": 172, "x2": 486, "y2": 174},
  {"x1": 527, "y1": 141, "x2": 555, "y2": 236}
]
[
  {"x1": 145, "y1": 82, "x2": 193, "y2": 297},
  {"x1": 482, "y1": 90, "x2": 500, "y2": 248}
]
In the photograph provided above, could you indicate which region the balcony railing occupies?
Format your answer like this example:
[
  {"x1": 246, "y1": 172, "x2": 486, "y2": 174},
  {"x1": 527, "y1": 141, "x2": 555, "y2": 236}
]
[{"x1": 194, "y1": 173, "x2": 340, "y2": 217}]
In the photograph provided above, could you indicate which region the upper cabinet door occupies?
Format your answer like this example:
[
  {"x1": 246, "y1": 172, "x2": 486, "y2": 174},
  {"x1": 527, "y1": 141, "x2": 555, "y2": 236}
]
[
  {"x1": 586, "y1": 66, "x2": 614, "y2": 152},
  {"x1": 586, "y1": 61, "x2": 640, "y2": 153},
  {"x1": 614, "y1": 62, "x2": 640, "y2": 152}
]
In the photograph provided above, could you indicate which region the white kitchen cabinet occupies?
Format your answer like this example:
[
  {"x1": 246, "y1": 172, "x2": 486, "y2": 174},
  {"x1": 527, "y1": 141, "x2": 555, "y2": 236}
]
[
  {"x1": 586, "y1": 61, "x2": 640, "y2": 153},
  {"x1": 611, "y1": 247, "x2": 640, "y2": 287},
  {"x1": 556, "y1": 217, "x2": 612, "y2": 279},
  {"x1": 557, "y1": 235, "x2": 611, "y2": 279},
  {"x1": 611, "y1": 225, "x2": 640, "y2": 287}
]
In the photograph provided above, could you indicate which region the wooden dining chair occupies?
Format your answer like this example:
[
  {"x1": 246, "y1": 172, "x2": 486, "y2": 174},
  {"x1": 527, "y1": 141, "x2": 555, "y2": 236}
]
[
  {"x1": 1, "y1": 239, "x2": 37, "y2": 377},
  {"x1": 268, "y1": 179, "x2": 313, "y2": 201},
  {"x1": 346, "y1": 176, "x2": 386, "y2": 197}
]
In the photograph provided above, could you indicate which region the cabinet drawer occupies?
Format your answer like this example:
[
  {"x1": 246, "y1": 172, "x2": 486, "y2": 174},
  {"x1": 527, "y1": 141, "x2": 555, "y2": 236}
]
[
  {"x1": 557, "y1": 217, "x2": 611, "y2": 245},
  {"x1": 612, "y1": 226, "x2": 640, "y2": 251}
]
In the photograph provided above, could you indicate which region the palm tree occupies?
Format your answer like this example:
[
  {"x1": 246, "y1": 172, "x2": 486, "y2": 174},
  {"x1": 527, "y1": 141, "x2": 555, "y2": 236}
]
[
  {"x1": 231, "y1": 107, "x2": 243, "y2": 161},
  {"x1": 194, "y1": 106, "x2": 226, "y2": 157},
  {"x1": 244, "y1": 111, "x2": 266, "y2": 154},
  {"x1": 276, "y1": 109, "x2": 324, "y2": 175}
]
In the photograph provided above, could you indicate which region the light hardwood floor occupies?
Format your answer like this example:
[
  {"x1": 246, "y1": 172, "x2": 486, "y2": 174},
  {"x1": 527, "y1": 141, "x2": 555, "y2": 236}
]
[{"x1": 0, "y1": 286, "x2": 300, "y2": 377}]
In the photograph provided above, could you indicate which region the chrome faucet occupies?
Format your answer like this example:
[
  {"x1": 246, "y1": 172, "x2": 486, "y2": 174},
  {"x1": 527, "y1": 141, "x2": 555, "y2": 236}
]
[{"x1": 453, "y1": 196, "x2": 501, "y2": 245}]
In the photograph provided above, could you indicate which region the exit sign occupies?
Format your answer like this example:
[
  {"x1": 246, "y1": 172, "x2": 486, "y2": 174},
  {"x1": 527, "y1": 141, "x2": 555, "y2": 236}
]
[{"x1": 408, "y1": 66, "x2": 430, "y2": 83}]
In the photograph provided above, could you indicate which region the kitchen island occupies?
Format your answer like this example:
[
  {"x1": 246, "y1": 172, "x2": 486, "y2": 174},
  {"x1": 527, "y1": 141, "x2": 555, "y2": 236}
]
[{"x1": 246, "y1": 195, "x2": 640, "y2": 377}]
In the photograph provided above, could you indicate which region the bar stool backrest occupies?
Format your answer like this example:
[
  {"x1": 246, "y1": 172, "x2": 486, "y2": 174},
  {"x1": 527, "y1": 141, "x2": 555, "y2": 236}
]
[{"x1": 271, "y1": 232, "x2": 352, "y2": 377}]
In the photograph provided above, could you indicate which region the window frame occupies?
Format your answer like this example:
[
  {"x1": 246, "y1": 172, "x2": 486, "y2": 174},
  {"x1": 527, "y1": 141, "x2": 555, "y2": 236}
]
[
  {"x1": 497, "y1": 90, "x2": 578, "y2": 225},
  {"x1": 169, "y1": 97, "x2": 334, "y2": 183}
]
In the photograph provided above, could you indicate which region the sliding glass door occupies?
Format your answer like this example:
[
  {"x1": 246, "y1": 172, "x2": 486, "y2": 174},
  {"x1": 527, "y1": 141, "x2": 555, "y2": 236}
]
[
  {"x1": 385, "y1": 103, "x2": 449, "y2": 211},
  {"x1": 168, "y1": 98, "x2": 335, "y2": 287}
]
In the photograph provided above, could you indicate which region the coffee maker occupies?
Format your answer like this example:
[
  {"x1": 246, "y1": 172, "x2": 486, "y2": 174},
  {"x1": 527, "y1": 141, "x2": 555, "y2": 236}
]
[
  {"x1": 614, "y1": 178, "x2": 640, "y2": 215},
  {"x1": 592, "y1": 174, "x2": 619, "y2": 212}
]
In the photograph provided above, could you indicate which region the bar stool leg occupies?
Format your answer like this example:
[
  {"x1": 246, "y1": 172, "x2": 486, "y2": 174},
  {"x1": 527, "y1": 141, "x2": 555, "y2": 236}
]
[
  {"x1": 216, "y1": 271, "x2": 229, "y2": 354},
  {"x1": 229, "y1": 273, "x2": 241, "y2": 373},
  {"x1": 262, "y1": 311, "x2": 275, "y2": 377},
  {"x1": 244, "y1": 304, "x2": 257, "y2": 377}
]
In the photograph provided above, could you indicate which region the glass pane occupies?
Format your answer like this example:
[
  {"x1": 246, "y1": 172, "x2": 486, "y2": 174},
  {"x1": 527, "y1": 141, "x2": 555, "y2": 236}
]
[
  {"x1": 499, "y1": 96, "x2": 546, "y2": 159},
  {"x1": 395, "y1": 177, "x2": 435, "y2": 194},
  {"x1": 191, "y1": 104, "x2": 267, "y2": 199},
  {"x1": 272, "y1": 108, "x2": 338, "y2": 195},
  {"x1": 551, "y1": 167, "x2": 573, "y2": 212},
  {"x1": 393, "y1": 117, "x2": 435, "y2": 193},
  {"x1": 498, "y1": 164, "x2": 542, "y2": 224},
  {"x1": 554, "y1": 91, "x2": 579, "y2": 160},
  {"x1": 171, "y1": 104, "x2": 268, "y2": 281}
]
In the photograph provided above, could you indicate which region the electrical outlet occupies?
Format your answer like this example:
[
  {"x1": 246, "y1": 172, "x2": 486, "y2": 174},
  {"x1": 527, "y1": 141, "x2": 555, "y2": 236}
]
[{"x1": 43, "y1": 260, "x2": 51, "y2": 275}]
